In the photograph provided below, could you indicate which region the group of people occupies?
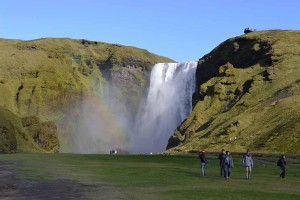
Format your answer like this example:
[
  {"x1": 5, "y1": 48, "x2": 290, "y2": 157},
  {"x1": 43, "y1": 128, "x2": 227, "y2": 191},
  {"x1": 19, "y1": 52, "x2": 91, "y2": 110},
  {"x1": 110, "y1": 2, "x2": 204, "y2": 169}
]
[
  {"x1": 218, "y1": 149, "x2": 235, "y2": 180},
  {"x1": 198, "y1": 149, "x2": 287, "y2": 180}
]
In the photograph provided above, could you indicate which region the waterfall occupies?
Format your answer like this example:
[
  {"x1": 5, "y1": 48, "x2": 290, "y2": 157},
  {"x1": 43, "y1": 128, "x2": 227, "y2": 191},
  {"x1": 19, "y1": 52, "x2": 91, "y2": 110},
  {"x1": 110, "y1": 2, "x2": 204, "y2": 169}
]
[{"x1": 132, "y1": 62, "x2": 197, "y2": 153}]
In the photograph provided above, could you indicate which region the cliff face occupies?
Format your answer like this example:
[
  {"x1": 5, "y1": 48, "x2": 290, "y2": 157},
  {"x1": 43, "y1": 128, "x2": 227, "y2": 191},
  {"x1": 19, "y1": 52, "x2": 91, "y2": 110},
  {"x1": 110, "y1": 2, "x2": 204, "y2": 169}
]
[
  {"x1": 167, "y1": 30, "x2": 300, "y2": 153},
  {"x1": 0, "y1": 38, "x2": 173, "y2": 152}
]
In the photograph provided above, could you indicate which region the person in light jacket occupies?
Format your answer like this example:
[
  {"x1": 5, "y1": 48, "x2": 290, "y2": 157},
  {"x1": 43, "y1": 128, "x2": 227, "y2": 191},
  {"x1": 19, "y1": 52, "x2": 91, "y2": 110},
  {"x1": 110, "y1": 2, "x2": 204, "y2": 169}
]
[
  {"x1": 222, "y1": 151, "x2": 234, "y2": 180},
  {"x1": 242, "y1": 150, "x2": 253, "y2": 180}
]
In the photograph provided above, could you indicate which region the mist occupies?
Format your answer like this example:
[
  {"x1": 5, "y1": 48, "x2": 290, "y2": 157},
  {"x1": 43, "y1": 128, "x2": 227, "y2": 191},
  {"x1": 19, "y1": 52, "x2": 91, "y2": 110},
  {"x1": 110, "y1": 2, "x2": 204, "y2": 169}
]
[
  {"x1": 65, "y1": 83, "x2": 131, "y2": 154},
  {"x1": 65, "y1": 62, "x2": 197, "y2": 154}
]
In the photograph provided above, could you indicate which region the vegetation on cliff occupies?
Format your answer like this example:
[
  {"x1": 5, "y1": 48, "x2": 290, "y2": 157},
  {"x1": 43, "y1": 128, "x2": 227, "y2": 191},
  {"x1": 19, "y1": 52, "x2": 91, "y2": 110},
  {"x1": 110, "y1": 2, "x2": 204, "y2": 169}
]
[
  {"x1": 167, "y1": 30, "x2": 300, "y2": 153},
  {"x1": 0, "y1": 106, "x2": 59, "y2": 152},
  {"x1": 0, "y1": 38, "x2": 173, "y2": 152}
]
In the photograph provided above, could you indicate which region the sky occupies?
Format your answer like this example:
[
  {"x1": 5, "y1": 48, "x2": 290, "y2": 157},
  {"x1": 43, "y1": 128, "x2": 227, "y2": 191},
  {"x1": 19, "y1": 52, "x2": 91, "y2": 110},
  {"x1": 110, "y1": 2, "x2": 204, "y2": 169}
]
[{"x1": 0, "y1": 0, "x2": 299, "y2": 62}]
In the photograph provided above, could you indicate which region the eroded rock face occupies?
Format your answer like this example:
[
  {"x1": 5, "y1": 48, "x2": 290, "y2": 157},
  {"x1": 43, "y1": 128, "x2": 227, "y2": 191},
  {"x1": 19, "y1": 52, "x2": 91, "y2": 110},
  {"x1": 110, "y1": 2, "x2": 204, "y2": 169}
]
[
  {"x1": 167, "y1": 30, "x2": 300, "y2": 153},
  {"x1": 97, "y1": 56, "x2": 153, "y2": 119}
]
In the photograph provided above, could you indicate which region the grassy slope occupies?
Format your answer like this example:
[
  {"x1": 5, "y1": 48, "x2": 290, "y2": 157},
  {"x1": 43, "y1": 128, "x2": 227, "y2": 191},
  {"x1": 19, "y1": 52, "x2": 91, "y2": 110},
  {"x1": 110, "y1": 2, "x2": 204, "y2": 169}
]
[
  {"x1": 0, "y1": 154, "x2": 299, "y2": 199},
  {"x1": 0, "y1": 106, "x2": 60, "y2": 153},
  {"x1": 167, "y1": 30, "x2": 300, "y2": 153},
  {"x1": 0, "y1": 38, "x2": 173, "y2": 117},
  {"x1": 0, "y1": 38, "x2": 173, "y2": 153}
]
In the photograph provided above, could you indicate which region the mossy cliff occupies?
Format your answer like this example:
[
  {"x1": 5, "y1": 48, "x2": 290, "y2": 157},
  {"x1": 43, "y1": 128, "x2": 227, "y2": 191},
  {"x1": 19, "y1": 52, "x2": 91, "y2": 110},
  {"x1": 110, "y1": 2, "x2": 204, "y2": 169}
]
[
  {"x1": 0, "y1": 38, "x2": 173, "y2": 152},
  {"x1": 167, "y1": 30, "x2": 300, "y2": 153},
  {"x1": 0, "y1": 106, "x2": 59, "y2": 152}
]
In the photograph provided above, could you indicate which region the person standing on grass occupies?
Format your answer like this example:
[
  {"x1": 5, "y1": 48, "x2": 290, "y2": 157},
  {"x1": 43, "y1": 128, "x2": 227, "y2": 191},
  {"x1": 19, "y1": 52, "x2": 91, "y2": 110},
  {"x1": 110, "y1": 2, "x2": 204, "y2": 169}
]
[
  {"x1": 242, "y1": 150, "x2": 254, "y2": 180},
  {"x1": 218, "y1": 149, "x2": 226, "y2": 176},
  {"x1": 198, "y1": 150, "x2": 207, "y2": 176},
  {"x1": 223, "y1": 151, "x2": 234, "y2": 180},
  {"x1": 277, "y1": 154, "x2": 287, "y2": 179}
]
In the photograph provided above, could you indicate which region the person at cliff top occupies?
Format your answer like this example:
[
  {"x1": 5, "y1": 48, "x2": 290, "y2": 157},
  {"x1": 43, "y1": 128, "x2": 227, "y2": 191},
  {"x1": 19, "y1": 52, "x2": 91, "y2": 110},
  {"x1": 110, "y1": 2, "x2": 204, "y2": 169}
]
[
  {"x1": 198, "y1": 150, "x2": 207, "y2": 176},
  {"x1": 242, "y1": 150, "x2": 254, "y2": 180},
  {"x1": 222, "y1": 151, "x2": 234, "y2": 180},
  {"x1": 218, "y1": 149, "x2": 226, "y2": 176},
  {"x1": 277, "y1": 154, "x2": 287, "y2": 179}
]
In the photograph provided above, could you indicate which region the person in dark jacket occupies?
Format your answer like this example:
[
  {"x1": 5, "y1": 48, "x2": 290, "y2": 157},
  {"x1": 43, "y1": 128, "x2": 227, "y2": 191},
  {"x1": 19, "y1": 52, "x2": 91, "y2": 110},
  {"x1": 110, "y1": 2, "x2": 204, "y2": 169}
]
[
  {"x1": 198, "y1": 150, "x2": 207, "y2": 176},
  {"x1": 277, "y1": 154, "x2": 287, "y2": 178},
  {"x1": 242, "y1": 150, "x2": 254, "y2": 180},
  {"x1": 218, "y1": 149, "x2": 226, "y2": 176},
  {"x1": 222, "y1": 151, "x2": 234, "y2": 180}
]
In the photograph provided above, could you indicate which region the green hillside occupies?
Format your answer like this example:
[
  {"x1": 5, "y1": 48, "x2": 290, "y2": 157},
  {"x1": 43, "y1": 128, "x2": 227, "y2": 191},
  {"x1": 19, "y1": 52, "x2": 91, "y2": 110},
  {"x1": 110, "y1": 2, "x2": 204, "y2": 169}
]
[
  {"x1": 0, "y1": 38, "x2": 173, "y2": 152},
  {"x1": 167, "y1": 30, "x2": 300, "y2": 153}
]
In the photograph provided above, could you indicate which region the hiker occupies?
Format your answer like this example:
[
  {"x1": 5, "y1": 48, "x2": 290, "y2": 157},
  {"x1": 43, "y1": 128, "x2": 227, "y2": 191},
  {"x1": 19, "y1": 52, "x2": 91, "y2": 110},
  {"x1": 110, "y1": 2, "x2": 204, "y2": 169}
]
[
  {"x1": 277, "y1": 154, "x2": 287, "y2": 178},
  {"x1": 242, "y1": 150, "x2": 254, "y2": 180},
  {"x1": 198, "y1": 150, "x2": 207, "y2": 176},
  {"x1": 218, "y1": 149, "x2": 226, "y2": 176},
  {"x1": 223, "y1": 151, "x2": 234, "y2": 180}
]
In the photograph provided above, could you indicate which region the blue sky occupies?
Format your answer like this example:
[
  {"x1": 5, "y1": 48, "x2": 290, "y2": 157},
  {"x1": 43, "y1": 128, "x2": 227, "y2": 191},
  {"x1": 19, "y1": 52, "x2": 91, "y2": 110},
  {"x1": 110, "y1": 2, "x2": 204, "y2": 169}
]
[{"x1": 1, "y1": 0, "x2": 299, "y2": 62}]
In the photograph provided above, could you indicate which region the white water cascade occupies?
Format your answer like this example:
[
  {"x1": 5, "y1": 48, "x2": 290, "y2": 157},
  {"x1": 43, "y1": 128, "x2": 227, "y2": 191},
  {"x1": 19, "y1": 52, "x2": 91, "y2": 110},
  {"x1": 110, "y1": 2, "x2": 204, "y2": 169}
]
[{"x1": 132, "y1": 62, "x2": 198, "y2": 153}]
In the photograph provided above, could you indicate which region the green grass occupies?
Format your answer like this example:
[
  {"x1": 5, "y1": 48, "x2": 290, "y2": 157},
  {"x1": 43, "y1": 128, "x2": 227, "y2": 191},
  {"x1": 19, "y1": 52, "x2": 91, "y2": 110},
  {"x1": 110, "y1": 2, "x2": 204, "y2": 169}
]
[{"x1": 1, "y1": 153, "x2": 299, "y2": 199}]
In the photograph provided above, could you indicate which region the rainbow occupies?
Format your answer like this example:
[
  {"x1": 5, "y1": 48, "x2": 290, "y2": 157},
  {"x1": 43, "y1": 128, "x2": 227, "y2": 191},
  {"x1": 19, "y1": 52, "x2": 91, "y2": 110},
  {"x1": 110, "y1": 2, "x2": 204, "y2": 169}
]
[
  {"x1": 82, "y1": 94, "x2": 130, "y2": 152},
  {"x1": 61, "y1": 91, "x2": 131, "y2": 154}
]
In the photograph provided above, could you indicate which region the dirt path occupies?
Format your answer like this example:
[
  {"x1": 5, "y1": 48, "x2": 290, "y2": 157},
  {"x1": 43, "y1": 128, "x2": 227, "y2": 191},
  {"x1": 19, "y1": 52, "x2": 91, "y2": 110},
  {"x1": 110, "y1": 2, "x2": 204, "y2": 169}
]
[{"x1": 0, "y1": 161, "x2": 99, "y2": 200}]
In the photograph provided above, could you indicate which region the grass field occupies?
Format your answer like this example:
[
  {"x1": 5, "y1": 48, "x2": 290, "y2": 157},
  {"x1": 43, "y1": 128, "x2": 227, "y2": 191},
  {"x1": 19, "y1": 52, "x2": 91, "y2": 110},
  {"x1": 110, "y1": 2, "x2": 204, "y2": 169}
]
[{"x1": 0, "y1": 153, "x2": 300, "y2": 199}]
